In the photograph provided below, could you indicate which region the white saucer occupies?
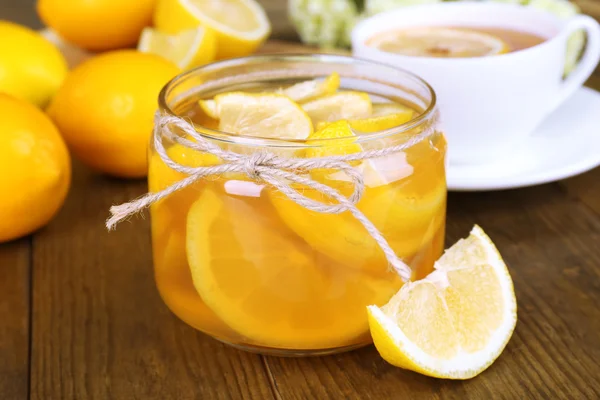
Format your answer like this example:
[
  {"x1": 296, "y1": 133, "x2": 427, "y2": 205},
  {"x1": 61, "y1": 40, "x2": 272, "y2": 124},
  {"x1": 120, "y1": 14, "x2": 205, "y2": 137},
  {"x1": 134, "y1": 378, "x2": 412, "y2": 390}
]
[{"x1": 448, "y1": 87, "x2": 600, "y2": 192}]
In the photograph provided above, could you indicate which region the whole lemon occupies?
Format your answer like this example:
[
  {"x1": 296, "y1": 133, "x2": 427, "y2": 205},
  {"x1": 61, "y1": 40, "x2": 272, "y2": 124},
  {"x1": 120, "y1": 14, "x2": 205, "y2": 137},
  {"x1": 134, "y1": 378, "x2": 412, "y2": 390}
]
[
  {"x1": 0, "y1": 94, "x2": 71, "y2": 243},
  {"x1": 48, "y1": 50, "x2": 179, "y2": 178},
  {"x1": 0, "y1": 21, "x2": 68, "y2": 108},
  {"x1": 37, "y1": 0, "x2": 156, "y2": 51}
]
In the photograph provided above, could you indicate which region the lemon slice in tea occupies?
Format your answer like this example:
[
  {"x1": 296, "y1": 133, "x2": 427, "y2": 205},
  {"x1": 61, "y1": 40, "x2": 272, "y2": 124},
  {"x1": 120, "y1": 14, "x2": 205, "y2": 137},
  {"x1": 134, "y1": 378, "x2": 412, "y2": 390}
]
[
  {"x1": 214, "y1": 92, "x2": 313, "y2": 139},
  {"x1": 138, "y1": 26, "x2": 216, "y2": 69},
  {"x1": 369, "y1": 27, "x2": 509, "y2": 58},
  {"x1": 368, "y1": 225, "x2": 517, "y2": 379}
]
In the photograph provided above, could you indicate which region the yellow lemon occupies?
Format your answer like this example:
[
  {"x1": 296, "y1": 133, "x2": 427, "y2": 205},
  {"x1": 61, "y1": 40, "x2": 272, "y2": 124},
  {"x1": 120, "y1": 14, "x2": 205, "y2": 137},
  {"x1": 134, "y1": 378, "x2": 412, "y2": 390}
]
[
  {"x1": 369, "y1": 27, "x2": 509, "y2": 58},
  {"x1": 154, "y1": 0, "x2": 271, "y2": 59},
  {"x1": 37, "y1": 0, "x2": 155, "y2": 51},
  {"x1": 138, "y1": 26, "x2": 217, "y2": 69},
  {"x1": 368, "y1": 225, "x2": 517, "y2": 379},
  {"x1": 0, "y1": 21, "x2": 68, "y2": 108},
  {"x1": 48, "y1": 50, "x2": 180, "y2": 178},
  {"x1": 0, "y1": 94, "x2": 70, "y2": 242}
]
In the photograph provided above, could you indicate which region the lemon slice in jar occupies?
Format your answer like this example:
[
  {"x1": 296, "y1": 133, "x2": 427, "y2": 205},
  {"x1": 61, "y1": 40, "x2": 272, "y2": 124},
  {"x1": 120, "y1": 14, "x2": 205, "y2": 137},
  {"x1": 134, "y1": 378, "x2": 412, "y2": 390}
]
[
  {"x1": 302, "y1": 91, "x2": 372, "y2": 126},
  {"x1": 368, "y1": 225, "x2": 517, "y2": 379},
  {"x1": 280, "y1": 72, "x2": 341, "y2": 103},
  {"x1": 369, "y1": 27, "x2": 509, "y2": 58},
  {"x1": 270, "y1": 120, "x2": 447, "y2": 278},
  {"x1": 198, "y1": 99, "x2": 218, "y2": 119},
  {"x1": 317, "y1": 103, "x2": 415, "y2": 133},
  {"x1": 185, "y1": 185, "x2": 400, "y2": 349},
  {"x1": 137, "y1": 26, "x2": 216, "y2": 69},
  {"x1": 198, "y1": 72, "x2": 340, "y2": 121},
  {"x1": 213, "y1": 92, "x2": 313, "y2": 139},
  {"x1": 153, "y1": 0, "x2": 271, "y2": 59}
]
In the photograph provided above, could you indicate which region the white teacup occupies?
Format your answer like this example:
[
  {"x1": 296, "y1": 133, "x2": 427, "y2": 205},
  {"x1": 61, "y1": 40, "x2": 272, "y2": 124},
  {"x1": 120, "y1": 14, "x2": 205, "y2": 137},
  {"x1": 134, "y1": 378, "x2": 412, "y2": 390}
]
[{"x1": 352, "y1": 2, "x2": 600, "y2": 165}]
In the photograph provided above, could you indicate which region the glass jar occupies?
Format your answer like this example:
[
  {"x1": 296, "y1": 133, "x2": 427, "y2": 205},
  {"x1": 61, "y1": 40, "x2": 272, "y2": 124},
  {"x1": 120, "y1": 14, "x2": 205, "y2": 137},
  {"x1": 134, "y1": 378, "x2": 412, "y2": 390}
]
[{"x1": 150, "y1": 55, "x2": 447, "y2": 356}]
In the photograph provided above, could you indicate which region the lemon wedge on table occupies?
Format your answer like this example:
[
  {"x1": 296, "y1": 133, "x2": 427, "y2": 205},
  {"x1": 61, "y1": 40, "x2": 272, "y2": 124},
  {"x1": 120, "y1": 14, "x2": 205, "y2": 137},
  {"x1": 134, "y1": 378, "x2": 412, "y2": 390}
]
[
  {"x1": 138, "y1": 26, "x2": 216, "y2": 69},
  {"x1": 154, "y1": 0, "x2": 271, "y2": 59},
  {"x1": 368, "y1": 225, "x2": 517, "y2": 379},
  {"x1": 369, "y1": 27, "x2": 509, "y2": 58},
  {"x1": 213, "y1": 92, "x2": 313, "y2": 139}
]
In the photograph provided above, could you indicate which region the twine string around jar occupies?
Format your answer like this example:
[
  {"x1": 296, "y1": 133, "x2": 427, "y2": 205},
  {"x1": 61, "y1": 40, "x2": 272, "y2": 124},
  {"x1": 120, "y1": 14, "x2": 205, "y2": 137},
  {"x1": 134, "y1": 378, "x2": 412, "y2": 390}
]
[{"x1": 106, "y1": 112, "x2": 435, "y2": 283}]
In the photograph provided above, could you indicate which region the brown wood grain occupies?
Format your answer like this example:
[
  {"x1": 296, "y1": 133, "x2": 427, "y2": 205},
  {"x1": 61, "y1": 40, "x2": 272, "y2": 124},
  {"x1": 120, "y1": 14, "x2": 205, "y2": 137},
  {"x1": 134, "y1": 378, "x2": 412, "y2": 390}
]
[
  {"x1": 29, "y1": 163, "x2": 275, "y2": 400},
  {"x1": 0, "y1": 239, "x2": 30, "y2": 400}
]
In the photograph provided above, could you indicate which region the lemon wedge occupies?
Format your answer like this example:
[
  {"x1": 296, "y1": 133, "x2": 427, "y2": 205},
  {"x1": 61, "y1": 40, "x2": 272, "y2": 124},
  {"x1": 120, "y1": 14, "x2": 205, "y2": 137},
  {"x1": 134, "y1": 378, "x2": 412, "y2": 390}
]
[
  {"x1": 369, "y1": 27, "x2": 509, "y2": 58},
  {"x1": 302, "y1": 91, "x2": 372, "y2": 126},
  {"x1": 154, "y1": 0, "x2": 271, "y2": 59},
  {"x1": 367, "y1": 225, "x2": 517, "y2": 379},
  {"x1": 214, "y1": 92, "x2": 313, "y2": 139},
  {"x1": 138, "y1": 26, "x2": 216, "y2": 69},
  {"x1": 281, "y1": 72, "x2": 341, "y2": 103}
]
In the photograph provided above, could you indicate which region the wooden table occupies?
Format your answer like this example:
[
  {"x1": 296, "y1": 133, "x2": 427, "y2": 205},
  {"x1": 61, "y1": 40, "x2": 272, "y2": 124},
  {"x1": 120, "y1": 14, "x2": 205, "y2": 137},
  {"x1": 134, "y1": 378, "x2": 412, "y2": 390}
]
[{"x1": 2, "y1": 1, "x2": 600, "y2": 399}]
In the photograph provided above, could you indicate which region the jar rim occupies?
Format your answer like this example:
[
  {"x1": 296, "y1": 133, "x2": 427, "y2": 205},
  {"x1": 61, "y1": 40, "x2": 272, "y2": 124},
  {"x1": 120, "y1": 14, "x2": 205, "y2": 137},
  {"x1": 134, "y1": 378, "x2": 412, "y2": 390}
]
[{"x1": 158, "y1": 54, "x2": 437, "y2": 148}]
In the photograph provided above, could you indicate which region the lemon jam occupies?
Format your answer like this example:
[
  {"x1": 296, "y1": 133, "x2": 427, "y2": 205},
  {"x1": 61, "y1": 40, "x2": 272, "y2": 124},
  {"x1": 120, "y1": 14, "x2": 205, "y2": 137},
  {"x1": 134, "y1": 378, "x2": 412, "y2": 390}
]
[{"x1": 149, "y1": 55, "x2": 447, "y2": 355}]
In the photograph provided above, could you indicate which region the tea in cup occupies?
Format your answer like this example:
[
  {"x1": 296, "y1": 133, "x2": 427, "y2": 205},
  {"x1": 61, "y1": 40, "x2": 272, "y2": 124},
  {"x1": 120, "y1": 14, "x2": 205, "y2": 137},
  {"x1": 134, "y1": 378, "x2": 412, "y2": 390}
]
[{"x1": 352, "y1": 2, "x2": 600, "y2": 165}]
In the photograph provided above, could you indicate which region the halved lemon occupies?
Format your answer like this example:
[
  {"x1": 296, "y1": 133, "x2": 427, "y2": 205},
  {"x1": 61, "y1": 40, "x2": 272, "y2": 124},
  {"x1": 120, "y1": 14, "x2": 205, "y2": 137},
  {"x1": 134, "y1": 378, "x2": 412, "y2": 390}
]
[
  {"x1": 154, "y1": 0, "x2": 271, "y2": 59},
  {"x1": 186, "y1": 185, "x2": 400, "y2": 348},
  {"x1": 281, "y1": 72, "x2": 341, "y2": 103},
  {"x1": 214, "y1": 92, "x2": 313, "y2": 139},
  {"x1": 367, "y1": 225, "x2": 517, "y2": 379},
  {"x1": 302, "y1": 91, "x2": 372, "y2": 126},
  {"x1": 138, "y1": 26, "x2": 216, "y2": 69},
  {"x1": 368, "y1": 27, "x2": 509, "y2": 58}
]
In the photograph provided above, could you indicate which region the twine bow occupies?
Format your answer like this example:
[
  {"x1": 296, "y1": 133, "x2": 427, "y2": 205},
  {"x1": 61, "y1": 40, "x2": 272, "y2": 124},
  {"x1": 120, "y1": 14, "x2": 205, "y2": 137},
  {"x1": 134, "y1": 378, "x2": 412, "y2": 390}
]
[{"x1": 106, "y1": 112, "x2": 434, "y2": 283}]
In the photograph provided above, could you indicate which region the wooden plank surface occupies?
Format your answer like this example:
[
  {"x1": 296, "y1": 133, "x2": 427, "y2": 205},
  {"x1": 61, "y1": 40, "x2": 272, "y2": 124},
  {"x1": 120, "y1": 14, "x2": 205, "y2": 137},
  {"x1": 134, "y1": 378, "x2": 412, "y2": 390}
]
[{"x1": 0, "y1": 239, "x2": 30, "y2": 400}]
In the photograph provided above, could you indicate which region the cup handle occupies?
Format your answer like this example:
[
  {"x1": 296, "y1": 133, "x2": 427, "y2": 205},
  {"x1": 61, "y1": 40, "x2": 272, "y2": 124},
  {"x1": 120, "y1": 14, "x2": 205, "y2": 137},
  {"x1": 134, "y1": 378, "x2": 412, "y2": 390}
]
[{"x1": 551, "y1": 15, "x2": 600, "y2": 111}]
